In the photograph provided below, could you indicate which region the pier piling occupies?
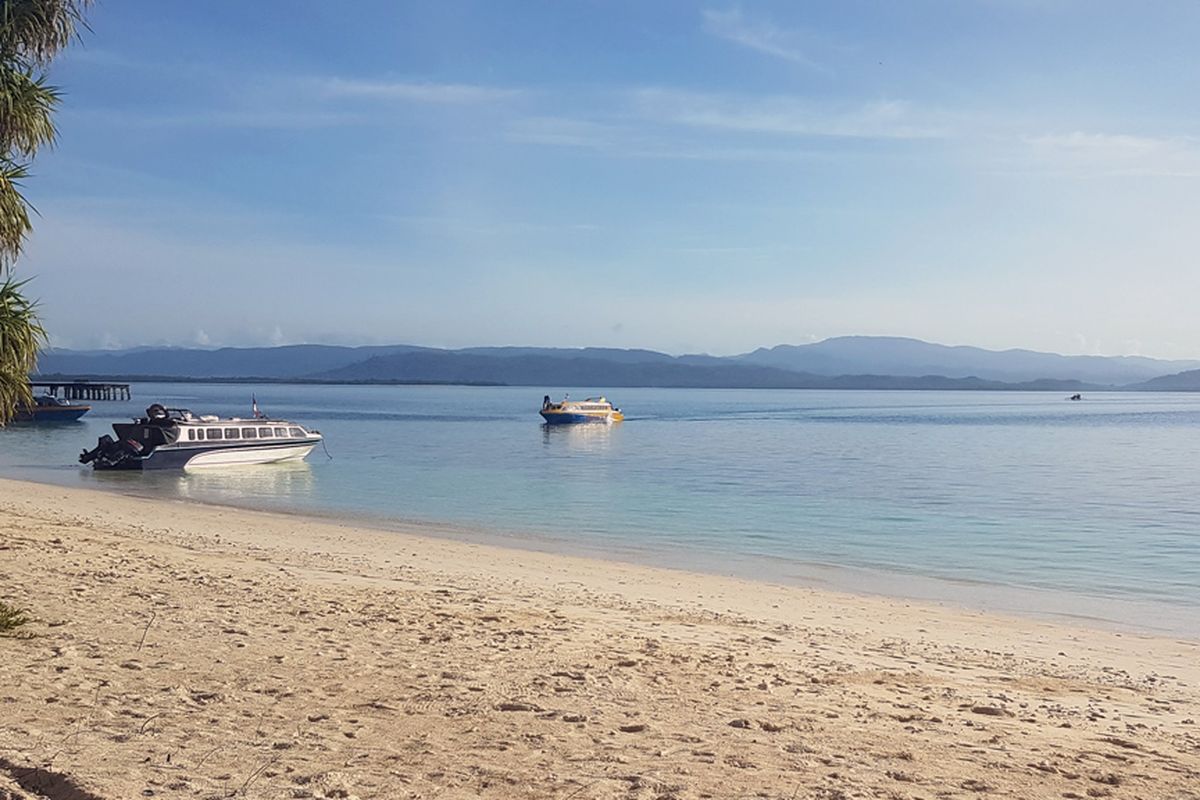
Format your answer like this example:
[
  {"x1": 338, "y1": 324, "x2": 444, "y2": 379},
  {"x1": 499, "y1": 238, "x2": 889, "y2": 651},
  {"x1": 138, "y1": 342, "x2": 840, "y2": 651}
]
[{"x1": 28, "y1": 381, "x2": 131, "y2": 402}]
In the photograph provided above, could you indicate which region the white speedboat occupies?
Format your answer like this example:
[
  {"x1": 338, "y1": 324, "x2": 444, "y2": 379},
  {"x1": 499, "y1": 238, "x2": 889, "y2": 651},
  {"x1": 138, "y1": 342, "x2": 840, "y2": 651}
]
[{"x1": 80, "y1": 403, "x2": 322, "y2": 470}]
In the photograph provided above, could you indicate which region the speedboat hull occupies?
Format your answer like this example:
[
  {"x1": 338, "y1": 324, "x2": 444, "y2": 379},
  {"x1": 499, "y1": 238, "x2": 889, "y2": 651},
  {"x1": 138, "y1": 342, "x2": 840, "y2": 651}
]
[
  {"x1": 540, "y1": 410, "x2": 614, "y2": 425},
  {"x1": 14, "y1": 405, "x2": 91, "y2": 422},
  {"x1": 103, "y1": 441, "x2": 320, "y2": 471},
  {"x1": 184, "y1": 441, "x2": 317, "y2": 469}
]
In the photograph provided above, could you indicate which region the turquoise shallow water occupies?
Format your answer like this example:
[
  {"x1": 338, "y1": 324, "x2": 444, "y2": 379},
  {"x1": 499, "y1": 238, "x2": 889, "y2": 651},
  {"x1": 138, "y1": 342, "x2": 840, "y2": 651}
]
[{"x1": 2, "y1": 384, "x2": 1198, "y2": 634}]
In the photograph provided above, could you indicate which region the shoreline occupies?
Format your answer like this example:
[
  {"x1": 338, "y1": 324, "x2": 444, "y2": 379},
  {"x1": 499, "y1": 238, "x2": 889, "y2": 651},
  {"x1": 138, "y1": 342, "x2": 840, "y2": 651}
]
[
  {"x1": 2, "y1": 477, "x2": 1199, "y2": 798},
  {"x1": 4, "y1": 468, "x2": 1197, "y2": 639}
]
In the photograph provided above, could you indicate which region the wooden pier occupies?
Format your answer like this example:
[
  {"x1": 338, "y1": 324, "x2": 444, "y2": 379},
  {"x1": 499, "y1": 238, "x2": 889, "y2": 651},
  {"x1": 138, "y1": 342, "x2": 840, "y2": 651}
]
[{"x1": 29, "y1": 381, "x2": 131, "y2": 401}]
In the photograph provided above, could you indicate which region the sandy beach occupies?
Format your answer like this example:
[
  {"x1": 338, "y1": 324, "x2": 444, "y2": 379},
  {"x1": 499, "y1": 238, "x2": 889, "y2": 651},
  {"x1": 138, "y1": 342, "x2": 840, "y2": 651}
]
[{"x1": 0, "y1": 477, "x2": 1197, "y2": 799}]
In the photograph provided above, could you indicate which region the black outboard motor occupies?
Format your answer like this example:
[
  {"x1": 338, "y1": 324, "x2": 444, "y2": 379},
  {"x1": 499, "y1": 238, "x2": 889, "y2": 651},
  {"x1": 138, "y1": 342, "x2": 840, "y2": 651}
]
[
  {"x1": 80, "y1": 404, "x2": 176, "y2": 469},
  {"x1": 79, "y1": 434, "x2": 143, "y2": 469},
  {"x1": 79, "y1": 434, "x2": 115, "y2": 464}
]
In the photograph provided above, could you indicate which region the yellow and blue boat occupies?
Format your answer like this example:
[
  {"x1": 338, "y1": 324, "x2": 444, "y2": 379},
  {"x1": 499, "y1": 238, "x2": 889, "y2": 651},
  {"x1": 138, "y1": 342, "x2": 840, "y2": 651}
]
[{"x1": 540, "y1": 395, "x2": 624, "y2": 425}]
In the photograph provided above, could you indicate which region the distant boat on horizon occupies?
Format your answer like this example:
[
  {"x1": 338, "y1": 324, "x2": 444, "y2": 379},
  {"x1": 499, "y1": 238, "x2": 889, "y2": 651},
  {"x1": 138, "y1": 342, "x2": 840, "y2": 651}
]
[{"x1": 540, "y1": 394, "x2": 624, "y2": 425}]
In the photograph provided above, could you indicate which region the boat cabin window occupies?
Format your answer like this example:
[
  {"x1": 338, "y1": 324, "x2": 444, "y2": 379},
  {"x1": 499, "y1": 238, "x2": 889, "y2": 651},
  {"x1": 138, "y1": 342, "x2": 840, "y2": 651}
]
[
  {"x1": 206, "y1": 429, "x2": 223, "y2": 440},
  {"x1": 289, "y1": 427, "x2": 304, "y2": 437},
  {"x1": 224, "y1": 428, "x2": 240, "y2": 439},
  {"x1": 274, "y1": 427, "x2": 287, "y2": 437},
  {"x1": 242, "y1": 427, "x2": 257, "y2": 439},
  {"x1": 187, "y1": 429, "x2": 196, "y2": 441},
  {"x1": 258, "y1": 427, "x2": 273, "y2": 438}
]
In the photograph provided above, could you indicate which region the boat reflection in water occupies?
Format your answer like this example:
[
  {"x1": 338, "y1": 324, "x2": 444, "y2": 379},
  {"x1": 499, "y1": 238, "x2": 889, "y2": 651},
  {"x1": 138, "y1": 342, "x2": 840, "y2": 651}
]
[
  {"x1": 541, "y1": 419, "x2": 618, "y2": 453},
  {"x1": 172, "y1": 460, "x2": 316, "y2": 504},
  {"x1": 86, "y1": 460, "x2": 317, "y2": 511}
]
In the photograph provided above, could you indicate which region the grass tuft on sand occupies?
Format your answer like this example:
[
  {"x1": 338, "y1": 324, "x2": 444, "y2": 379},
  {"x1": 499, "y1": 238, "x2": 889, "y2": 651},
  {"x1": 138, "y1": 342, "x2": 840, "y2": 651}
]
[{"x1": 0, "y1": 600, "x2": 30, "y2": 635}]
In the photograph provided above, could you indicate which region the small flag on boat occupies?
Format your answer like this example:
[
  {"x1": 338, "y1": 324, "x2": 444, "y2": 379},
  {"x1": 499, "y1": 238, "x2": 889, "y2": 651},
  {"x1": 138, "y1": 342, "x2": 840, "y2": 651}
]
[{"x1": 252, "y1": 394, "x2": 263, "y2": 419}]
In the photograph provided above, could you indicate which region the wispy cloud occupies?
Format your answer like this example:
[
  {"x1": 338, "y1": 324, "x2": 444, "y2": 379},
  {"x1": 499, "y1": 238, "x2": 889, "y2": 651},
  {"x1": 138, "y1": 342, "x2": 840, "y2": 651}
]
[
  {"x1": 701, "y1": 8, "x2": 825, "y2": 71},
  {"x1": 505, "y1": 90, "x2": 952, "y2": 163},
  {"x1": 1025, "y1": 132, "x2": 1170, "y2": 158},
  {"x1": 632, "y1": 89, "x2": 950, "y2": 140},
  {"x1": 62, "y1": 47, "x2": 523, "y2": 108},
  {"x1": 62, "y1": 106, "x2": 365, "y2": 130},
  {"x1": 504, "y1": 113, "x2": 835, "y2": 162},
  {"x1": 312, "y1": 77, "x2": 523, "y2": 105},
  {"x1": 505, "y1": 116, "x2": 624, "y2": 148},
  {"x1": 62, "y1": 72, "x2": 523, "y2": 131},
  {"x1": 1020, "y1": 131, "x2": 1200, "y2": 177},
  {"x1": 380, "y1": 212, "x2": 600, "y2": 237}
]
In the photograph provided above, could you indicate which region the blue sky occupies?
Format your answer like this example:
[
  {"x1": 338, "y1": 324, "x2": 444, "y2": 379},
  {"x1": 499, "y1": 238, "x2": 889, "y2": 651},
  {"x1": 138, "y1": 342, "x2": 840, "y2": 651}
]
[{"x1": 20, "y1": 1, "x2": 1200, "y2": 356}]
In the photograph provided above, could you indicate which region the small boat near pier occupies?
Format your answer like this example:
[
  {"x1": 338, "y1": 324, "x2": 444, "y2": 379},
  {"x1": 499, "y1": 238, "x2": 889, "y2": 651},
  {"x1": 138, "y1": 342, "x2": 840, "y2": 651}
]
[{"x1": 15, "y1": 394, "x2": 91, "y2": 423}]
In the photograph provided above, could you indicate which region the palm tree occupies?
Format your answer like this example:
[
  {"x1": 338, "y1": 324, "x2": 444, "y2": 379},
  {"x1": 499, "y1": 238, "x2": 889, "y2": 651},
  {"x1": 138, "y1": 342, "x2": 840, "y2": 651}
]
[
  {"x1": 0, "y1": 0, "x2": 88, "y2": 424},
  {"x1": 0, "y1": 276, "x2": 44, "y2": 421}
]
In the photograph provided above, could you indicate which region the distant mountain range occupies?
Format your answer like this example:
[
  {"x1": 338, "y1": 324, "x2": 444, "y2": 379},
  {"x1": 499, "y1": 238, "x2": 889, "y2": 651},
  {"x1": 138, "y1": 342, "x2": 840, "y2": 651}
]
[
  {"x1": 1127, "y1": 369, "x2": 1200, "y2": 391},
  {"x1": 736, "y1": 337, "x2": 1198, "y2": 385},
  {"x1": 31, "y1": 336, "x2": 1200, "y2": 391}
]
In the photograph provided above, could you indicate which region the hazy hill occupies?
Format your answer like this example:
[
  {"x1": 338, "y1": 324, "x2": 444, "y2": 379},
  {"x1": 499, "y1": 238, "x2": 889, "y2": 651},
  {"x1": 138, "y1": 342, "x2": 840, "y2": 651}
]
[
  {"x1": 31, "y1": 337, "x2": 1190, "y2": 390},
  {"x1": 36, "y1": 344, "x2": 433, "y2": 379},
  {"x1": 316, "y1": 351, "x2": 1094, "y2": 390},
  {"x1": 736, "y1": 336, "x2": 1197, "y2": 385},
  {"x1": 314, "y1": 350, "x2": 827, "y2": 388},
  {"x1": 1127, "y1": 369, "x2": 1200, "y2": 391},
  {"x1": 457, "y1": 346, "x2": 676, "y2": 364}
]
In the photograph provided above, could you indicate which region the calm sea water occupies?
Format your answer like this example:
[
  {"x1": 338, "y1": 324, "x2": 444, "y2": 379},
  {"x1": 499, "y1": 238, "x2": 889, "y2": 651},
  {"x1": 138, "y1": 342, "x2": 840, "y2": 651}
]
[{"x1": 2, "y1": 384, "x2": 1198, "y2": 634}]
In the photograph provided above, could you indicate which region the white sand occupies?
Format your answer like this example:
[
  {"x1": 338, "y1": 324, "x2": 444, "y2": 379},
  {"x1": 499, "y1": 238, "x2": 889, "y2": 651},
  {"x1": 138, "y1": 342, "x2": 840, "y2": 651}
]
[{"x1": 0, "y1": 477, "x2": 1197, "y2": 799}]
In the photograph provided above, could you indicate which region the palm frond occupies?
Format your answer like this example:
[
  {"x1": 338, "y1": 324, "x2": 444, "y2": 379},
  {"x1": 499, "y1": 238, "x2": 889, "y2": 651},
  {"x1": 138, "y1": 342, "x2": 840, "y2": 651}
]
[
  {"x1": 0, "y1": 159, "x2": 32, "y2": 269},
  {"x1": 0, "y1": 0, "x2": 90, "y2": 67},
  {"x1": 0, "y1": 65, "x2": 58, "y2": 156},
  {"x1": 0, "y1": 274, "x2": 44, "y2": 425}
]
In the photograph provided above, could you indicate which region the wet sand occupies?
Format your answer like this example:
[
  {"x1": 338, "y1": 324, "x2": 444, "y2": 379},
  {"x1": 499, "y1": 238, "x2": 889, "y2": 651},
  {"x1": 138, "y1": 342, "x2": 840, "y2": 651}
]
[{"x1": 1, "y1": 477, "x2": 1197, "y2": 799}]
